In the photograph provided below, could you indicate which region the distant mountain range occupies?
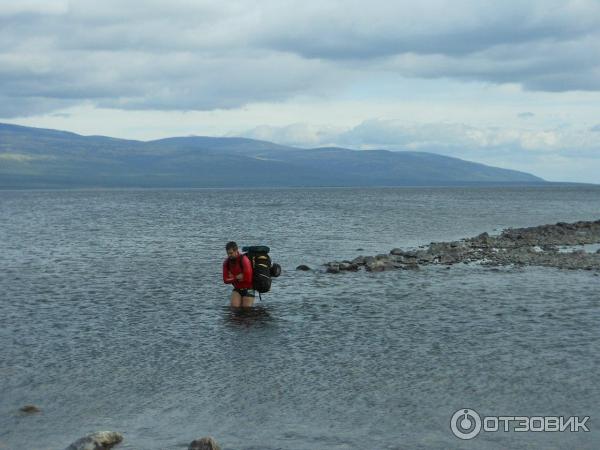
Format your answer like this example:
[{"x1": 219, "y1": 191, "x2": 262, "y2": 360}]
[{"x1": 0, "y1": 123, "x2": 545, "y2": 188}]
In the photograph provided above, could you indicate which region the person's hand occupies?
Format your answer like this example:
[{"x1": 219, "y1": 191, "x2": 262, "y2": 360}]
[{"x1": 235, "y1": 273, "x2": 244, "y2": 281}]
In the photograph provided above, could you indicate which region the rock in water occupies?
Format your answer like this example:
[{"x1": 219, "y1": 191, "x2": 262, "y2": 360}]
[
  {"x1": 19, "y1": 405, "x2": 41, "y2": 414},
  {"x1": 189, "y1": 437, "x2": 221, "y2": 450},
  {"x1": 339, "y1": 261, "x2": 359, "y2": 271},
  {"x1": 326, "y1": 263, "x2": 341, "y2": 273},
  {"x1": 64, "y1": 431, "x2": 123, "y2": 450},
  {"x1": 296, "y1": 265, "x2": 311, "y2": 271}
]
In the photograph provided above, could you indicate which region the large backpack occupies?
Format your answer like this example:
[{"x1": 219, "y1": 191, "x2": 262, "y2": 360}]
[{"x1": 242, "y1": 245, "x2": 273, "y2": 293}]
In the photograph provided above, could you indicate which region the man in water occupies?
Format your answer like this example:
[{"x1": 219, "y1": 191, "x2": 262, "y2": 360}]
[{"x1": 222, "y1": 241, "x2": 255, "y2": 308}]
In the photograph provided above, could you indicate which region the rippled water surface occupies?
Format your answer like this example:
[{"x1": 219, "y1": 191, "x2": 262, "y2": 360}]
[{"x1": 1, "y1": 186, "x2": 600, "y2": 449}]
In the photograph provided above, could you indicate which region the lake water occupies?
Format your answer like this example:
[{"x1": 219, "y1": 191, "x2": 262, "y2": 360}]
[{"x1": 1, "y1": 186, "x2": 599, "y2": 450}]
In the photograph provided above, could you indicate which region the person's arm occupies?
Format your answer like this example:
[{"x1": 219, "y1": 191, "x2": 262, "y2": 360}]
[
  {"x1": 223, "y1": 260, "x2": 234, "y2": 284},
  {"x1": 241, "y1": 254, "x2": 252, "y2": 283}
]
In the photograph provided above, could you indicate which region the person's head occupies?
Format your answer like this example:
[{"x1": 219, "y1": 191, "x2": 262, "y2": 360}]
[{"x1": 225, "y1": 241, "x2": 239, "y2": 260}]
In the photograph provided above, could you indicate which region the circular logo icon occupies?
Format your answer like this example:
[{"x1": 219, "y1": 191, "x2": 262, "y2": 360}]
[{"x1": 450, "y1": 408, "x2": 482, "y2": 440}]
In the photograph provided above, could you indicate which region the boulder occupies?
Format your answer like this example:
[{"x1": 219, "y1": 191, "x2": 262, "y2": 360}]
[
  {"x1": 366, "y1": 259, "x2": 393, "y2": 272},
  {"x1": 326, "y1": 263, "x2": 340, "y2": 274},
  {"x1": 339, "y1": 262, "x2": 359, "y2": 271},
  {"x1": 19, "y1": 405, "x2": 41, "y2": 414},
  {"x1": 189, "y1": 437, "x2": 221, "y2": 450},
  {"x1": 541, "y1": 244, "x2": 558, "y2": 252},
  {"x1": 415, "y1": 251, "x2": 434, "y2": 263},
  {"x1": 64, "y1": 431, "x2": 123, "y2": 450},
  {"x1": 363, "y1": 256, "x2": 375, "y2": 265},
  {"x1": 390, "y1": 248, "x2": 417, "y2": 257},
  {"x1": 351, "y1": 255, "x2": 366, "y2": 265}
]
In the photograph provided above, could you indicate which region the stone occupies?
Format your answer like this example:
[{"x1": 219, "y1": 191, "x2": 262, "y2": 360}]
[
  {"x1": 351, "y1": 255, "x2": 366, "y2": 265},
  {"x1": 19, "y1": 405, "x2": 41, "y2": 414},
  {"x1": 326, "y1": 263, "x2": 340, "y2": 274},
  {"x1": 366, "y1": 259, "x2": 393, "y2": 272},
  {"x1": 189, "y1": 437, "x2": 221, "y2": 450},
  {"x1": 64, "y1": 431, "x2": 123, "y2": 450},
  {"x1": 339, "y1": 262, "x2": 359, "y2": 271},
  {"x1": 416, "y1": 252, "x2": 434, "y2": 263},
  {"x1": 296, "y1": 265, "x2": 311, "y2": 271},
  {"x1": 541, "y1": 244, "x2": 558, "y2": 252}
]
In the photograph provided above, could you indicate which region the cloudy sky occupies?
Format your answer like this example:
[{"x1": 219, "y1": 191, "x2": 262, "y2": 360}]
[{"x1": 1, "y1": 0, "x2": 600, "y2": 182}]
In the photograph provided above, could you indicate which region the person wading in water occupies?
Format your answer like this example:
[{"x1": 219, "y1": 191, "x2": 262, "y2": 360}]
[{"x1": 222, "y1": 241, "x2": 255, "y2": 308}]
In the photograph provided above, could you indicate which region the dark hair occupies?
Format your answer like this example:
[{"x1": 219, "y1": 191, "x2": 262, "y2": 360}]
[{"x1": 225, "y1": 241, "x2": 238, "y2": 251}]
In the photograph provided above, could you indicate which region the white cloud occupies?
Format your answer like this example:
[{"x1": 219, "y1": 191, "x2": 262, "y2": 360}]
[
  {"x1": 238, "y1": 119, "x2": 600, "y2": 182},
  {"x1": 0, "y1": 1, "x2": 68, "y2": 16},
  {"x1": 332, "y1": 120, "x2": 572, "y2": 153},
  {"x1": 242, "y1": 123, "x2": 344, "y2": 148}
]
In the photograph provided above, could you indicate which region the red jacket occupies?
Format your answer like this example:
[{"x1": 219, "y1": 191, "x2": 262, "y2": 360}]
[{"x1": 223, "y1": 254, "x2": 253, "y2": 289}]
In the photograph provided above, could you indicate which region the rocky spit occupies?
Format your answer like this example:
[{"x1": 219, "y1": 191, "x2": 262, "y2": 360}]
[{"x1": 320, "y1": 220, "x2": 600, "y2": 273}]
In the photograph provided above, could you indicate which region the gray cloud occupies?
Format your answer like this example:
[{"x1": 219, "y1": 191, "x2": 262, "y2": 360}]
[
  {"x1": 518, "y1": 112, "x2": 535, "y2": 118},
  {"x1": 258, "y1": 1, "x2": 600, "y2": 58},
  {"x1": 244, "y1": 119, "x2": 600, "y2": 157},
  {"x1": 1, "y1": 0, "x2": 600, "y2": 117},
  {"x1": 590, "y1": 124, "x2": 600, "y2": 132}
]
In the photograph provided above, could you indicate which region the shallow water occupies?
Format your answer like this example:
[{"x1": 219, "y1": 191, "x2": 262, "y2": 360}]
[{"x1": 1, "y1": 186, "x2": 599, "y2": 449}]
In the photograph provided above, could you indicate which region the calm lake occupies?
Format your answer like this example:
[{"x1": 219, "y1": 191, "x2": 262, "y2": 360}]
[{"x1": 1, "y1": 186, "x2": 599, "y2": 449}]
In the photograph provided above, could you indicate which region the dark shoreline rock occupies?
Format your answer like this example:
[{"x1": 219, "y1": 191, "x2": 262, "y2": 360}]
[
  {"x1": 19, "y1": 405, "x2": 41, "y2": 414},
  {"x1": 189, "y1": 436, "x2": 221, "y2": 450},
  {"x1": 64, "y1": 431, "x2": 123, "y2": 450},
  {"x1": 323, "y1": 219, "x2": 600, "y2": 273}
]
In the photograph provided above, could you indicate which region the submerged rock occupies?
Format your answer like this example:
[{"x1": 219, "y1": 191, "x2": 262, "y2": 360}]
[
  {"x1": 19, "y1": 405, "x2": 41, "y2": 414},
  {"x1": 64, "y1": 431, "x2": 123, "y2": 450},
  {"x1": 189, "y1": 437, "x2": 221, "y2": 450},
  {"x1": 296, "y1": 265, "x2": 311, "y2": 271}
]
